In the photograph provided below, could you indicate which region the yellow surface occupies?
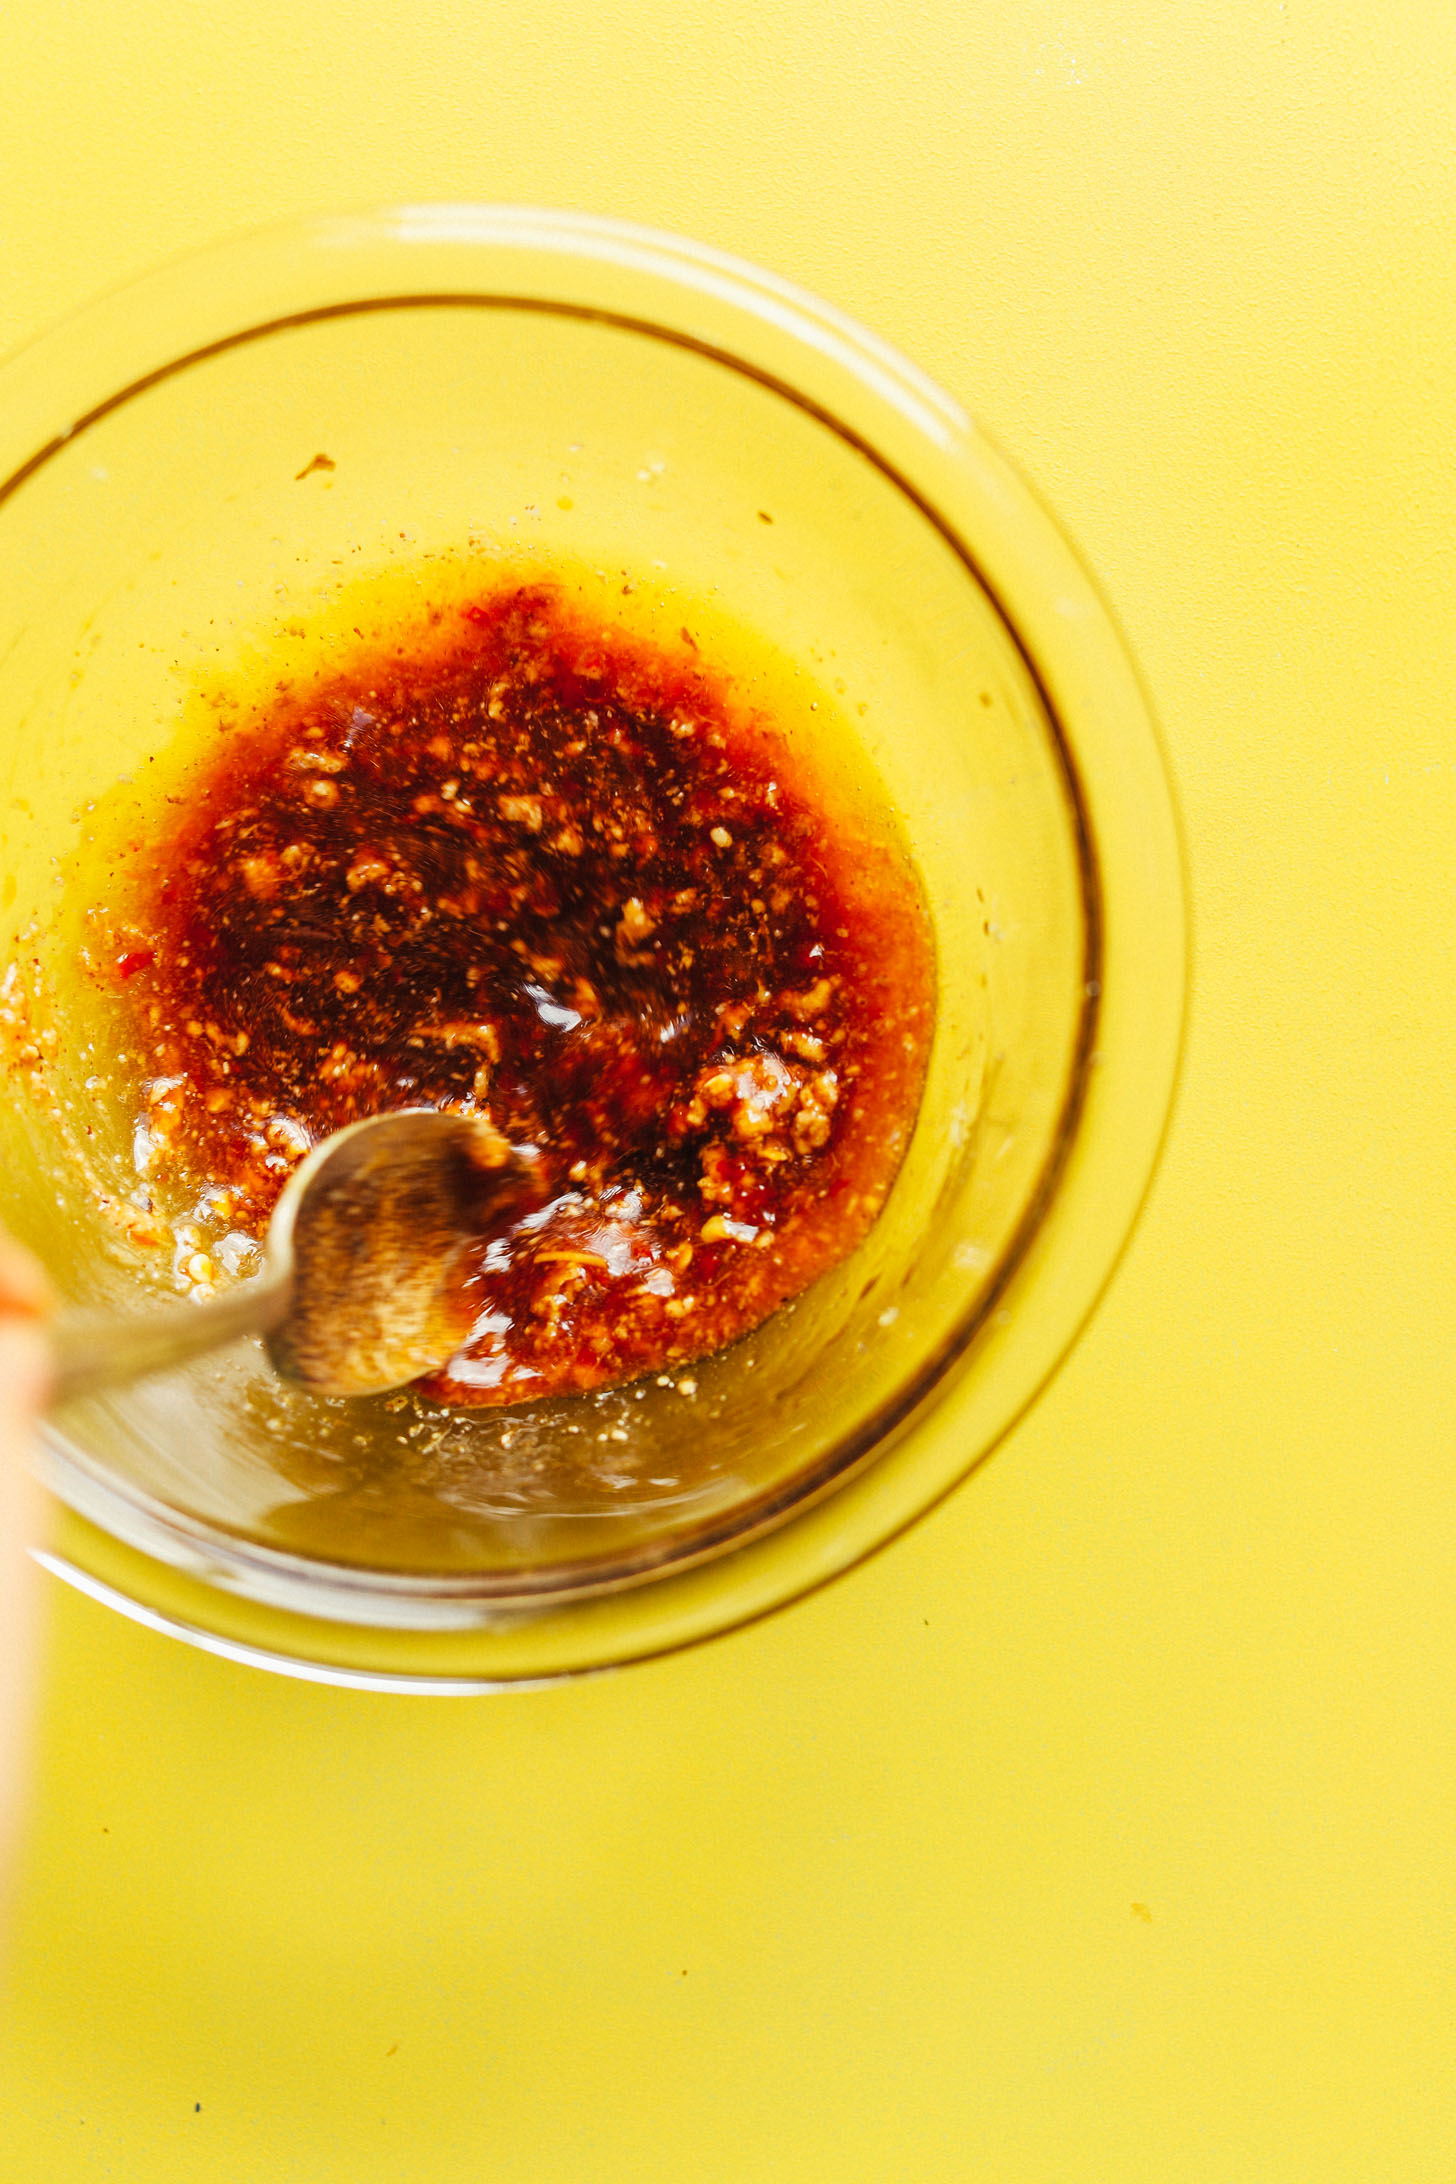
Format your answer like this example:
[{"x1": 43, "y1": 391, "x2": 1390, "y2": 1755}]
[{"x1": 2, "y1": 3, "x2": 1454, "y2": 2177}]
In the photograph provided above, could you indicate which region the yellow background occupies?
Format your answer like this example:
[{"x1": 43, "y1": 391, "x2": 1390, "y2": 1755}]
[{"x1": 3, "y1": 3, "x2": 1454, "y2": 2176}]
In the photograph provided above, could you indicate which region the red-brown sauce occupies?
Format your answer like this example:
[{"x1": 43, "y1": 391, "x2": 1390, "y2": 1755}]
[{"x1": 106, "y1": 579, "x2": 933, "y2": 1405}]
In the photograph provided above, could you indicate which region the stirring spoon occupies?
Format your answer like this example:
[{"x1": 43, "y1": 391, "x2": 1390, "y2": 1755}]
[{"x1": 51, "y1": 1109, "x2": 530, "y2": 1404}]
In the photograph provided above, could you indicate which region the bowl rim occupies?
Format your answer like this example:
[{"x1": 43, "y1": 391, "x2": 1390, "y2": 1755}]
[{"x1": 2, "y1": 204, "x2": 1186, "y2": 1681}]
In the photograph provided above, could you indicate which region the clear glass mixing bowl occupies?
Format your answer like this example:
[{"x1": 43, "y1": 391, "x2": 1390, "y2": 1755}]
[{"x1": 0, "y1": 208, "x2": 1183, "y2": 1684}]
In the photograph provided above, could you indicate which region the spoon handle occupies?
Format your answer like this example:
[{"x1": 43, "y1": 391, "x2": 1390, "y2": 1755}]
[{"x1": 50, "y1": 1273, "x2": 291, "y2": 1406}]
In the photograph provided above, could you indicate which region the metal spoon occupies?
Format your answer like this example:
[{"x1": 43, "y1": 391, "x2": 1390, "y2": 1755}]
[{"x1": 52, "y1": 1109, "x2": 531, "y2": 1405}]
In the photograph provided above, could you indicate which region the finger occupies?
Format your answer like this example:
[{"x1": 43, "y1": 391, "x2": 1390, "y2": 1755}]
[
  {"x1": 0, "y1": 1321, "x2": 51, "y2": 1414},
  {"x1": 0, "y1": 1237, "x2": 49, "y2": 1323},
  {"x1": 0, "y1": 1315, "x2": 48, "y2": 1930}
]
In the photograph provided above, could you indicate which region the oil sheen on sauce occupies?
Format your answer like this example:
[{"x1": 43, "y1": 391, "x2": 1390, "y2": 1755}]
[{"x1": 101, "y1": 573, "x2": 934, "y2": 1408}]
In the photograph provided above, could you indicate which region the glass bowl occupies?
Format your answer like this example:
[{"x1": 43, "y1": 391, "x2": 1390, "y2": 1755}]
[{"x1": 0, "y1": 208, "x2": 1183, "y2": 1685}]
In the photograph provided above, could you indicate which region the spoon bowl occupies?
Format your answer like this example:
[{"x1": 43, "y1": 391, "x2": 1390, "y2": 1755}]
[{"x1": 52, "y1": 1110, "x2": 529, "y2": 1405}]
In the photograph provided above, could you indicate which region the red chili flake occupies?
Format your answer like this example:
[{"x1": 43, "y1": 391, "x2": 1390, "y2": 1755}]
[
  {"x1": 115, "y1": 949, "x2": 155, "y2": 980},
  {"x1": 461, "y1": 604, "x2": 491, "y2": 628}
]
